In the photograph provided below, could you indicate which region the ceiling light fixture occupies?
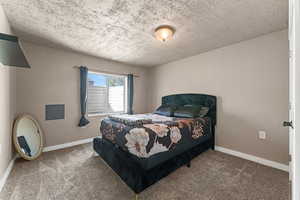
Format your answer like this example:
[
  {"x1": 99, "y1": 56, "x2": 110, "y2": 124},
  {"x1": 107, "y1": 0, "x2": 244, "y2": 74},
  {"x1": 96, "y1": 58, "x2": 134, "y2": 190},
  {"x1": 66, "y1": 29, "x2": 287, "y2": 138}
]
[{"x1": 154, "y1": 25, "x2": 175, "y2": 42}]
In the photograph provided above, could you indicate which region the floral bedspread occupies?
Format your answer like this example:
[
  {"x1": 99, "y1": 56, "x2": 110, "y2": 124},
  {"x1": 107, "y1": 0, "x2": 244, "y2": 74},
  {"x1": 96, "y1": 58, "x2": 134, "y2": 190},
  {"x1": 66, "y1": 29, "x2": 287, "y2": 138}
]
[{"x1": 100, "y1": 114, "x2": 211, "y2": 159}]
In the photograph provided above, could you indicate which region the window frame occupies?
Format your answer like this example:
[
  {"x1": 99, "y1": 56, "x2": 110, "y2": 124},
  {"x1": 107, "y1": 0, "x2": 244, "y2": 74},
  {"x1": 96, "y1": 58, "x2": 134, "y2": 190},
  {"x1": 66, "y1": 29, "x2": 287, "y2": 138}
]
[{"x1": 87, "y1": 70, "x2": 128, "y2": 117}]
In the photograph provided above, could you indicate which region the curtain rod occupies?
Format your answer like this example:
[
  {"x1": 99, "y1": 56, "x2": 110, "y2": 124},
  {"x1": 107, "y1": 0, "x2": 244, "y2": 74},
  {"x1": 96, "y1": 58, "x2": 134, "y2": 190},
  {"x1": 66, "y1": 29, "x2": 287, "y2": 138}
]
[{"x1": 73, "y1": 66, "x2": 140, "y2": 77}]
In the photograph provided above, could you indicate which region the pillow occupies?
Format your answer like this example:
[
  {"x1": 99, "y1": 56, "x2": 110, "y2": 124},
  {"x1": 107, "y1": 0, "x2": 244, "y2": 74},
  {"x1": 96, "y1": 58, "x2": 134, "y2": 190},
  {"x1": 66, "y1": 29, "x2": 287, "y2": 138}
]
[
  {"x1": 173, "y1": 105, "x2": 210, "y2": 118},
  {"x1": 173, "y1": 106, "x2": 201, "y2": 118},
  {"x1": 154, "y1": 105, "x2": 176, "y2": 117},
  {"x1": 198, "y1": 106, "x2": 210, "y2": 117},
  {"x1": 184, "y1": 104, "x2": 210, "y2": 117}
]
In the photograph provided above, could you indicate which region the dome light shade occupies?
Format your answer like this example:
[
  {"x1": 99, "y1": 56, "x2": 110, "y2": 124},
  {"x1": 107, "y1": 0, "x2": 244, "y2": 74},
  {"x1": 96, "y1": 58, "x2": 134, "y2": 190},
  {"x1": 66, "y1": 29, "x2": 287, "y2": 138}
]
[{"x1": 154, "y1": 25, "x2": 175, "y2": 42}]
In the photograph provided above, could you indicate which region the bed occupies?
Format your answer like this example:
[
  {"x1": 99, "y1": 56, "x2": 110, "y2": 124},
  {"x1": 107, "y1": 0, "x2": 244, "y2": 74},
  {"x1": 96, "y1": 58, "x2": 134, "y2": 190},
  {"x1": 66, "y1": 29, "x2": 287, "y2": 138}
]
[{"x1": 93, "y1": 93, "x2": 217, "y2": 194}]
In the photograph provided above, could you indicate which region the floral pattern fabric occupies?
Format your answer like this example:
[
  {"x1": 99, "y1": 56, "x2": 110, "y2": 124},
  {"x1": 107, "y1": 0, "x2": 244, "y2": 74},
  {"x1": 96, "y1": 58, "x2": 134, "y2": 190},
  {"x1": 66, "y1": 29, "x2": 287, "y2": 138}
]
[{"x1": 100, "y1": 114, "x2": 211, "y2": 159}]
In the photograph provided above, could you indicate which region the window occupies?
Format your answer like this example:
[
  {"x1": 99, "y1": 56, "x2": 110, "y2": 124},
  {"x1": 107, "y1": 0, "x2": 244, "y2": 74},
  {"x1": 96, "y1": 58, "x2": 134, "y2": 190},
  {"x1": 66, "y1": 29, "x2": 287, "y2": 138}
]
[{"x1": 87, "y1": 71, "x2": 127, "y2": 115}]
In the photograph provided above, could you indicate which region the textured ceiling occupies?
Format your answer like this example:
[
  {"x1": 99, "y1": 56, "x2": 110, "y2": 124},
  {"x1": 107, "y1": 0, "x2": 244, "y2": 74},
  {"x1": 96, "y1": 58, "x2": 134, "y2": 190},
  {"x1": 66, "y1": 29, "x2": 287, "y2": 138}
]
[{"x1": 1, "y1": 0, "x2": 288, "y2": 67}]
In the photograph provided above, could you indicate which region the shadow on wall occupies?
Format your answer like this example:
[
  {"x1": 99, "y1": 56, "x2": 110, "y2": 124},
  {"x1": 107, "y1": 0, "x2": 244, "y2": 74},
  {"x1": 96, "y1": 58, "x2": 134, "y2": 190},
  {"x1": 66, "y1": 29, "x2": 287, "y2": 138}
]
[
  {"x1": 216, "y1": 96, "x2": 257, "y2": 145},
  {"x1": 214, "y1": 95, "x2": 286, "y2": 163}
]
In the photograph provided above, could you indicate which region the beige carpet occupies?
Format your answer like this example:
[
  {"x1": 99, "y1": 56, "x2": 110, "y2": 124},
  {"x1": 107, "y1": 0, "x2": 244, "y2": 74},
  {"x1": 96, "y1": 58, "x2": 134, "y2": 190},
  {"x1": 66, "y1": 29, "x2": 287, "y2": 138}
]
[{"x1": 0, "y1": 143, "x2": 289, "y2": 200}]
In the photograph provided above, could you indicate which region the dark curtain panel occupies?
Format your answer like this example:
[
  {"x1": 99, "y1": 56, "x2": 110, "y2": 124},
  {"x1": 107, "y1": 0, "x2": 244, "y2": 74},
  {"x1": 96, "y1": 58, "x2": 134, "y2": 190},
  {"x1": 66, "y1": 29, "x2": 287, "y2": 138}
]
[
  {"x1": 127, "y1": 74, "x2": 134, "y2": 114},
  {"x1": 78, "y1": 66, "x2": 90, "y2": 127}
]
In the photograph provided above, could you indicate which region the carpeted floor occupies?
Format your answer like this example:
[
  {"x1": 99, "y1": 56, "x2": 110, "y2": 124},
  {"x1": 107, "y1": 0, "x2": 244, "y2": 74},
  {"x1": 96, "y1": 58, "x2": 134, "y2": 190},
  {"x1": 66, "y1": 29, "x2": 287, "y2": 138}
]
[{"x1": 0, "y1": 143, "x2": 289, "y2": 200}]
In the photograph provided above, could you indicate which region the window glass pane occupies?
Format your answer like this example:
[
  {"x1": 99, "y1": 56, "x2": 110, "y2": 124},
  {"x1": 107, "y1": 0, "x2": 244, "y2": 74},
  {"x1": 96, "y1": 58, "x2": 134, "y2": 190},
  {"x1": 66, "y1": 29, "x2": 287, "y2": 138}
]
[
  {"x1": 87, "y1": 72, "x2": 126, "y2": 114},
  {"x1": 88, "y1": 73, "x2": 106, "y2": 86},
  {"x1": 107, "y1": 75, "x2": 125, "y2": 86}
]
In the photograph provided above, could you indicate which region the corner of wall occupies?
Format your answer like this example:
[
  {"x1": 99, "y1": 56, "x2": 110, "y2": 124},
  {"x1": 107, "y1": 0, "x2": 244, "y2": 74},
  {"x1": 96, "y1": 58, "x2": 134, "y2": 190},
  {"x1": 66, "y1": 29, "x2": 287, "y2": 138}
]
[
  {"x1": 145, "y1": 66, "x2": 155, "y2": 112},
  {"x1": 0, "y1": 3, "x2": 17, "y2": 183}
]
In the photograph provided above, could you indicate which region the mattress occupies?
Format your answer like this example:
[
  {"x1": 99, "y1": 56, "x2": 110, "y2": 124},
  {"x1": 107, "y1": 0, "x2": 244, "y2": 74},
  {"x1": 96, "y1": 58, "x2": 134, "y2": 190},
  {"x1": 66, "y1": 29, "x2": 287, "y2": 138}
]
[{"x1": 100, "y1": 113, "x2": 212, "y2": 170}]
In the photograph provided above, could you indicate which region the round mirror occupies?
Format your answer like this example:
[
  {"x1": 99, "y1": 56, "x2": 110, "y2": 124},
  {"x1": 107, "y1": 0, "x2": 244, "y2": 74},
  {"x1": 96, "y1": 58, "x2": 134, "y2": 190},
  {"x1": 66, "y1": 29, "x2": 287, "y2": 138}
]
[{"x1": 13, "y1": 114, "x2": 44, "y2": 160}]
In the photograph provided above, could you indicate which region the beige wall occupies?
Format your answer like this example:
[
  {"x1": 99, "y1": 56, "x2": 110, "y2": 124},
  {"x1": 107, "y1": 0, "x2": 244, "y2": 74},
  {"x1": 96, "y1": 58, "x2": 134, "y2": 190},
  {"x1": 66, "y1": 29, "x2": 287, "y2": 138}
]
[
  {"x1": 0, "y1": 68, "x2": 16, "y2": 179},
  {"x1": 0, "y1": 4, "x2": 12, "y2": 34},
  {"x1": 0, "y1": 4, "x2": 16, "y2": 179},
  {"x1": 148, "y1": 30, "x2": 289, "y2": 164},
  {"x1": 17, "y1": 41, "x2": 149, "y2": 147}
]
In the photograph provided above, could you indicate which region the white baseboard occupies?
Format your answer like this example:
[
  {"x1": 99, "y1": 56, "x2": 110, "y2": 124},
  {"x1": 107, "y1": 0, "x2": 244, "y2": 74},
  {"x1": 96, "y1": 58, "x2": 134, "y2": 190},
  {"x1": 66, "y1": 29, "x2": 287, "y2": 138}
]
[
  {"x1": 43, "y1": 137, "x2": 94, "y2": 152},
  {"x1": 43, "y1": 138, "x2": 289, "y2": 172},
  {"x1": 0, "y1": 155, "x2": 17, "y2": 193},
  {"x1": 215, "y1": 146, "x2": 289, "y2": 172}
]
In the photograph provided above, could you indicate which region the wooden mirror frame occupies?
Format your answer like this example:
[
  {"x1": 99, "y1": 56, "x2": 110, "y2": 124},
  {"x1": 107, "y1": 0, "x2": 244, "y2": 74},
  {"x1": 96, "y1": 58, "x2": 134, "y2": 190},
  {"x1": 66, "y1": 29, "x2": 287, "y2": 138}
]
[{"x1": 13, "y1": 114, "x2": 44, "y2": 160}]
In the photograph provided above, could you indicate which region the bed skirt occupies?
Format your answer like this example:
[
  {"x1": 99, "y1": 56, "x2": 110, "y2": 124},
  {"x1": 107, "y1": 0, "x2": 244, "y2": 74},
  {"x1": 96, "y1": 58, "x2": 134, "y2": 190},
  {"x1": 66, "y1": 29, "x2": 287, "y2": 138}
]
[{"x1": 93, "y1": 137, "x2": 213, "y2": 194}]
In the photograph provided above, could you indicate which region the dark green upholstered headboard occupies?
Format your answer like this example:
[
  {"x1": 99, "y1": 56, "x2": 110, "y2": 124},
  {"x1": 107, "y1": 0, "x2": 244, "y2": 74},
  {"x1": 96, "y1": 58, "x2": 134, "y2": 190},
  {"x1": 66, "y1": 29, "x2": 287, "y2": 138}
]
[{"x1": 162, "y1": 93, "x2": 217, "y2": 125}]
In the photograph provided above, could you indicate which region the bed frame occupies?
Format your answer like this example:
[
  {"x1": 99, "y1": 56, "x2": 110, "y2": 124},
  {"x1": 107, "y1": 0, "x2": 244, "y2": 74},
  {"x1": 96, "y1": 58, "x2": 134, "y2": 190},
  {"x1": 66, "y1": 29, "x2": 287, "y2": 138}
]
[{"x1": 93, "y1": 93, "x2": 217, "y2": 194}]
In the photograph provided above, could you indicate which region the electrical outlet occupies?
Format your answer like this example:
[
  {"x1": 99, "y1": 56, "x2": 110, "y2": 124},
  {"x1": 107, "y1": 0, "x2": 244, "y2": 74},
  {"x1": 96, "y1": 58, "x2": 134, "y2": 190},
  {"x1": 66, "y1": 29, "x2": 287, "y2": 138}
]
[{"x1": 258, "y1": 131, "x2": 266, "y2": 140}]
